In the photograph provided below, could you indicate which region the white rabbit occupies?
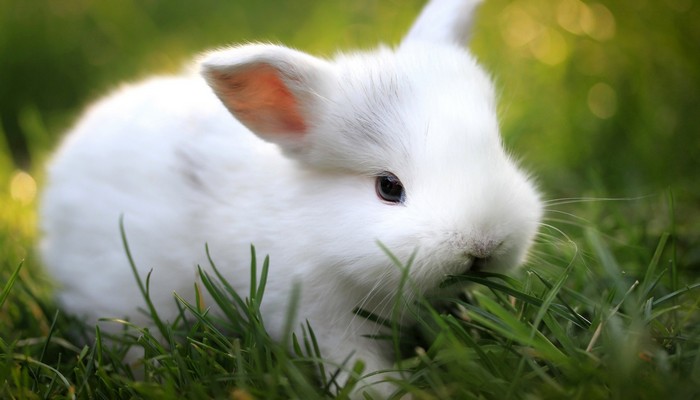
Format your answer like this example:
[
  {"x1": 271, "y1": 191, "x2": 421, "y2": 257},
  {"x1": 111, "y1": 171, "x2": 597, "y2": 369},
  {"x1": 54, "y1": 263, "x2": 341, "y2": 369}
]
[{"x1": 40, "y1": 0, "x2": 542, "y2": 397}]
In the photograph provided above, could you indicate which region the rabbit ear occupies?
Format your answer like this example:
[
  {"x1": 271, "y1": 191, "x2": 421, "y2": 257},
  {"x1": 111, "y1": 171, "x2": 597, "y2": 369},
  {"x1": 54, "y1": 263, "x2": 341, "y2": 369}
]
[
  {"x1": 403, "y1": 0, "x2": 483, "y2": 48},
  {"x1": 201, "y1": 44, "x2": 333, "y2": 153}
]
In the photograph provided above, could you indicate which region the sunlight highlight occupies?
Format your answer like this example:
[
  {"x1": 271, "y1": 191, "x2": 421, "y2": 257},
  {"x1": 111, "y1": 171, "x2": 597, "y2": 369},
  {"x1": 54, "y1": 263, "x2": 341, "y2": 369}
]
[
  {"x1": 499, "y1": 2, "x2": 570, "y2": 66},
  {"x1": 500, "y1": 3, "x2": 540, "y2": 48},
  {"x1": 557, "y1": 0, "x2": 616, "y2": 41},
  {"x1": 530, "y1": 28, "x2": 568, "y2": 66},
  {"x1": 10, "y1": 170, "x2": 37, "y2": 205}
]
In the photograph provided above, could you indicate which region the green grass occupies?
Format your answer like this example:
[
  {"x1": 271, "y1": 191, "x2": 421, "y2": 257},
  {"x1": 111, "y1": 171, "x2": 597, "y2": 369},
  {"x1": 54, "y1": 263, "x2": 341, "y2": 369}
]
[
  {"x1": 2, "y1": 1, "x2": 700, "y2": 398},
  {"x1": 1, "y1": 181, "x2": 699, "y2": 399}
]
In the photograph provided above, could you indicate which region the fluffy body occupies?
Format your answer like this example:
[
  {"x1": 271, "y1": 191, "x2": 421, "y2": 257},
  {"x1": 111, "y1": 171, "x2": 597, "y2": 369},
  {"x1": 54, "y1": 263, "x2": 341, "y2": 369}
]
[{"x1": 41, "y1": 0, "x2": 542, "y2": 396}]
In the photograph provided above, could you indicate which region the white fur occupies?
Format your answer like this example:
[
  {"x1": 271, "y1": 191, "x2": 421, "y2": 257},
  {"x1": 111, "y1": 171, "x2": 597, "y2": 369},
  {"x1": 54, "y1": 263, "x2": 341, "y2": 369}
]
[
  {"x1": 404, "y1": 0, "x2": 483, "y2": 46},
  {"x1": 40, "y1": 0, "x2": 541, "y2": 397}
]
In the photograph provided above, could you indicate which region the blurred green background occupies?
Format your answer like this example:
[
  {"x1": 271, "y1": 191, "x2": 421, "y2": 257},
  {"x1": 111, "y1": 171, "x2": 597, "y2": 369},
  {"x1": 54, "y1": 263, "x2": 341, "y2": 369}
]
[{"x1": 1, "y1": 0, "x2": 699, "y2": 251}]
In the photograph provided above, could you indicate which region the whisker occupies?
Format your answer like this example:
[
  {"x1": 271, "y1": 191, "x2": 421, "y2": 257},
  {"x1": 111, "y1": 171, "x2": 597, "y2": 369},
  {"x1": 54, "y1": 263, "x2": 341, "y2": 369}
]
[
  {"x1": 345, "y1": 268, "x2": 394, "y2": 337},
  {"x1": 544, "y1": 194, "x2": 654, "y2": 207},
  {"x1": 543, "y1": 209, "x2": 594, "y2": 224},
  {"x1": 537, "y1": 222, "x2": 577, "y2": 245}
]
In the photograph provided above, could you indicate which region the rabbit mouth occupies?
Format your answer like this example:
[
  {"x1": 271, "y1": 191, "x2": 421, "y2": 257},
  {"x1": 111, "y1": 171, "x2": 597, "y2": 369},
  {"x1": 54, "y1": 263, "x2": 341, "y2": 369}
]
[
  {"x1": 431, "y1": 257, "x2": 488, "y2": 294},
  {"x1": 442, "y1": 255, "x2": 489, "y2": 275},
  {"x1": 452, "y1": 256, "x2": 489, "y2": 275},
  {"x1": 469, "y1": 257, "x2": 490, "y2": 273}
]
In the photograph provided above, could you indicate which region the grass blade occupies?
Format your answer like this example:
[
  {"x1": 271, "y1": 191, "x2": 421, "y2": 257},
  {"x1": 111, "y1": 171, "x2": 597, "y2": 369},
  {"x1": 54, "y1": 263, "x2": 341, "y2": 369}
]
[
  {"x1": 0, "y1": 261, "x2": 22, "y2": 308},
  {"x1": 119, "y1": 216, "x2": 168, "y2": 339}
]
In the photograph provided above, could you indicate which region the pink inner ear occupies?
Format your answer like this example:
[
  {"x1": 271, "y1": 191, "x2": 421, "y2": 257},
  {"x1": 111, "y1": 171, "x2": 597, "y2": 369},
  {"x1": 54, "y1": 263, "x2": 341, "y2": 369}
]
[{"x1": 210, "y1": 65, "x2": 307, "y2": 136}]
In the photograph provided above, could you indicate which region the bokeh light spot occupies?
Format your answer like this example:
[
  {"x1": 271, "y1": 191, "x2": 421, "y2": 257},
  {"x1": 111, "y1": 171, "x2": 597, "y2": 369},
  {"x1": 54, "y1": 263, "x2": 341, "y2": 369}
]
[
  {"x1": 587, "y1": 82, "x2": 617, "y2": 119},
  {"x1": 530, "y1": 29, "x2": 569, "y2": 66},
  {"x1": 557, "y1": 1, "x2": 615, "y2": 41},
  {"x1": 10, "y1": 170, "x2": 37, "y2": 205},
  {"x1": 500, "y1": 3, "x2": 541, "y2": 48},
  {"x1": 557, "y1": 0, "x2": 586, "y2": 35},
  {"x1": 581, "y1": 3, "x2": 616, "y2": 41}
]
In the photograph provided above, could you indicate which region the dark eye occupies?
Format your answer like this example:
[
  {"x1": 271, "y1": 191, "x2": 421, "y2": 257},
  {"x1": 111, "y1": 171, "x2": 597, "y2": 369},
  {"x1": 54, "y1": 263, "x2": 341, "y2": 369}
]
[{"x1": 375, "y1": 172, "x2": 405, "y2": 204}]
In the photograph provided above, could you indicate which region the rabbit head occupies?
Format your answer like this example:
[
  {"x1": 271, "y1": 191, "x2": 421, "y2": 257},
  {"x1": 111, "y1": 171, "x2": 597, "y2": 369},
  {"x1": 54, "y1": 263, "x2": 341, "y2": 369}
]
[{"x1": 200, "y1": 0, "x2": 542, "y2": 299}]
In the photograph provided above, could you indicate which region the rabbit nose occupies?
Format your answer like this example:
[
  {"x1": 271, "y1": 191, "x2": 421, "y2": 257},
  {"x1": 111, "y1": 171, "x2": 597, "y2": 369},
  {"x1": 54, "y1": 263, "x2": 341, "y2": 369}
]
[
  {"x1": 469, "y1": 239, "x2": 501, "y2": 259},
  {"x1": 461, "y1": 239, "x2": 502, "y2": 272}
]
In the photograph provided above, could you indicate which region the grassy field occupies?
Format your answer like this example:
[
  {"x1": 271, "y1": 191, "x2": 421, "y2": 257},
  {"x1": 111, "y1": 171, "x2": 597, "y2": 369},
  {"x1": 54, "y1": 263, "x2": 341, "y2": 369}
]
[{"x1": 2, "y1": 0, "x2": 700, "y2": 398}]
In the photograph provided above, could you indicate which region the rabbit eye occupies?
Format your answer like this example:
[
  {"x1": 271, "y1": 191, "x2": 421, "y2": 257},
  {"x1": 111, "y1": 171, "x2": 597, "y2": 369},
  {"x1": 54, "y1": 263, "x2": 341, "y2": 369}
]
[{"x1": 375, "y1": 173, "x2": 405, "y2": 204}]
